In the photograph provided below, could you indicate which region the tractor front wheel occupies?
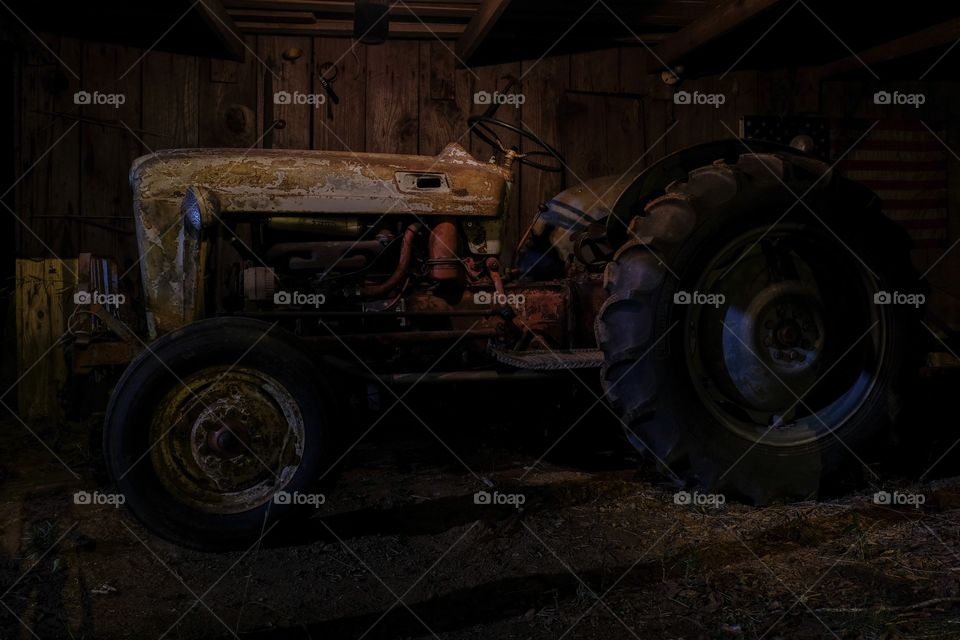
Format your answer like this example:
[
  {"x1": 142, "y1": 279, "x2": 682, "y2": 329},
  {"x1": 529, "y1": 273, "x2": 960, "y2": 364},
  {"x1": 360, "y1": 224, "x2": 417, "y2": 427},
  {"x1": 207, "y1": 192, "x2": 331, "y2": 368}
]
[{"x1": 103, "y1": 318, "x2": 336, "y2": 549}]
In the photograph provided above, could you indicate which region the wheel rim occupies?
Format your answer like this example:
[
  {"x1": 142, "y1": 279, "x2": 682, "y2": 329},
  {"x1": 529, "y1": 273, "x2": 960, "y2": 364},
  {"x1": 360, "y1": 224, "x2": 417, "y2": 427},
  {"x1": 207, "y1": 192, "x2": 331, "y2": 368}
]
[
  {"x1": 684, "y1": 224, "x2": 886, "y2": 447},
  {"x1": 149, "y1": 366, "x2": 306, "y2": 514}
]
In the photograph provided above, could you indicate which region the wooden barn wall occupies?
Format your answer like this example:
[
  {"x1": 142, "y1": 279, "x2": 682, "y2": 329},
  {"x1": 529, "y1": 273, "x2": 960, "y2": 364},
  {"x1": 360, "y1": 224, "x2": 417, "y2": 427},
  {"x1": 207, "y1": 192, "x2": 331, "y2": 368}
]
[
  {"x1": 12, "y1": 35, "x2": 960, "y2": 317},
  {"x1": 12, "y1": 36, "x2": 761, "y2": 272}
]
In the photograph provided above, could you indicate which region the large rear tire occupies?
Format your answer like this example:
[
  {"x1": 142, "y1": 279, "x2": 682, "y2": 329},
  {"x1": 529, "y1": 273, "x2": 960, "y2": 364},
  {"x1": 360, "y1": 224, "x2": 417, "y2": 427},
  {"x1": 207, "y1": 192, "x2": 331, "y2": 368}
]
[
  {"x1": 597, "y1": 152, "x2": 923, "y2": 503},
  {"x1": 104, "y1": 318, "x2": 336, "y2": 549}
]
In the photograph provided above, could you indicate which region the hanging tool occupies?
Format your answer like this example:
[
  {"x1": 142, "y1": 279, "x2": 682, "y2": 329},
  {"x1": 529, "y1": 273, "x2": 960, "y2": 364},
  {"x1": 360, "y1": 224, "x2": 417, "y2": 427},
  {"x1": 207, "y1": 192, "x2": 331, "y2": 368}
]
[{"x1": 318, "y1": 62, "x2": 340, "y2": 119}]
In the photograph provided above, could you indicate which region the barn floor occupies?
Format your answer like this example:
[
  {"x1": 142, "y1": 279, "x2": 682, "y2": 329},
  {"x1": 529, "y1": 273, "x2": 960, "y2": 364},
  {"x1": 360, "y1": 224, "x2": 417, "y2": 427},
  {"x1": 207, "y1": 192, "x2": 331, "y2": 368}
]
[{"x1": 3, "y1": 378, "x2": 960, "y2": 640}]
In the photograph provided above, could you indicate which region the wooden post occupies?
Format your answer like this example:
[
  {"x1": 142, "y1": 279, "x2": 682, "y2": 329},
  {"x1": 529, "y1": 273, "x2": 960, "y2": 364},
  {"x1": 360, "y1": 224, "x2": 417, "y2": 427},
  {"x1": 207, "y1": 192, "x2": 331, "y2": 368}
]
[{"x1": 15, "y1": 259, "x2": 77, "y2": 421}]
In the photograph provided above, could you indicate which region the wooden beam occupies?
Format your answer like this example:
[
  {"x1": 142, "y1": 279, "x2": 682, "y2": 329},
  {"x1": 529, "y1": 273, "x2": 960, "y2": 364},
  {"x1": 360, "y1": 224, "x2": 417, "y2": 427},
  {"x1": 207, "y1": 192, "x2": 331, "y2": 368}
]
[
  {"x1": 386, "y1": 1, "x2": 476, "y2": 19},
  {"x1": 624, "y1": 15, "x2": 707, "y2": 27},
  {"x1": 228, "y1": 9, "x2": 318, "y2": 23},
  {"x1": 194, "y1": 0, "x2": 247, "y2": 61},
  {"x1": 235, "y1": 19, "x2": 466, "y2": 38},
  {"x1": 455, "y1": 0, "x2": 511, "y2": 63},
  {"x1": 224, "y1": 0, "x2": 478, "y2": 19},
  {"x1": 815, "y1": 16, "x2": 960, "y2": 79},
  {"x1": 612, "y1": 33, "x2": 671, "y2": 45},
  {"x1": 653, "y1": 0, "x2": 787, "y2": 68}
]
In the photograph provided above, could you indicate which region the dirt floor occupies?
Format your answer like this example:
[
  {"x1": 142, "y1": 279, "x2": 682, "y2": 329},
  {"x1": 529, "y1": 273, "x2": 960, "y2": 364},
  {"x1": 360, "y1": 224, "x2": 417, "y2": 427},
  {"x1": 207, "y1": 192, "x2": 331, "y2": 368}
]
[{"x1": 3, "y1": 378, "x2": 960, "y2": 640}]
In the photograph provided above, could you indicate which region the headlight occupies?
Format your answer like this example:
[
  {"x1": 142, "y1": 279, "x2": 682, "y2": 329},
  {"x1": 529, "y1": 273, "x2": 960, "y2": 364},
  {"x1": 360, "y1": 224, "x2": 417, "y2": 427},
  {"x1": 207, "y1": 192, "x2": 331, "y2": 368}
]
[{"x1": 184, "y1": 204, "x2": 203, "y2": 232}]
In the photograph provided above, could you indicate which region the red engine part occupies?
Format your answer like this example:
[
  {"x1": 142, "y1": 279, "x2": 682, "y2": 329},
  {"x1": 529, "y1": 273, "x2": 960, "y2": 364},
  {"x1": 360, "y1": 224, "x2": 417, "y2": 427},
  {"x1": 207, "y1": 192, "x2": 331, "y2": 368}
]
[{"x1": 428, "y1": 219, "x2": 460, "y2": 281}]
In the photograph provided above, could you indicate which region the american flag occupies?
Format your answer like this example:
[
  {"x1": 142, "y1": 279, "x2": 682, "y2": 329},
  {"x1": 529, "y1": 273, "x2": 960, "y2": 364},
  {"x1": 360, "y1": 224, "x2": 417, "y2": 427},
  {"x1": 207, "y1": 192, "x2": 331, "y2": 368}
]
[
  {"x1": 833, "y1": 120, "x2": 948, "y2": 250},
  {"x1": 742, "y1": 116, "x2": 949, "y2": 251}
]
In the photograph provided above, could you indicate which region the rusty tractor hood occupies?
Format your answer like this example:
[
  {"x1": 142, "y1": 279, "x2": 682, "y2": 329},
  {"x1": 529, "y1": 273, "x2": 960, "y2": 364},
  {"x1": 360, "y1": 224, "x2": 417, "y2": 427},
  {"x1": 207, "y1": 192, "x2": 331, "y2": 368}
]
[
  {"x1": 130, "y1": 142, "x2": 512, "y2": 218},
  {"x1": 131, "y1": 142, "x2": 512, "y2": 336}
]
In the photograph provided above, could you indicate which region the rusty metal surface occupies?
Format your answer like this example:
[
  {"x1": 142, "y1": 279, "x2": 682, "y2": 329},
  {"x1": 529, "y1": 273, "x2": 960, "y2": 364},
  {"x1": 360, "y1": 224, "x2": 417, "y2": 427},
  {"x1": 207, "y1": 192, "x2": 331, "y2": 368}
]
[
  {"x1": 71, "y1": 293, "x2": 143, "y2": 374},
  {"x1": 265, "y1": 216, "x2": 363, "y2": 236},
  {"x1": 358, "y1": 223, "x2": 420, "y2": 298},
  {"x1": 447, "y1": 282, "x2": 571, "y2": 347},
  {"x1": 132, "y1": 143, "x2": 511, "y2": 335},
  {"x1": 131, "y1": 142, "x2": 512, "y2": 219},
  {"x1": 508, "y1": 285, "x2": 568, "y2": 343},
  {"x1": 72, "y1": 340, "x2": 141, "y2": 373},
  {"x1": 428, "y1": 219, "x2": 460, "y2": 281}
]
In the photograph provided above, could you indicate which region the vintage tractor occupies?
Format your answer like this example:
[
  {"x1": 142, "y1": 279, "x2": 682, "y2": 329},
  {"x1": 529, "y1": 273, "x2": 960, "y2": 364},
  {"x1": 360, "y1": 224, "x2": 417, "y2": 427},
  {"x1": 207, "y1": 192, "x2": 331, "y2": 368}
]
[{"x1": 100, "y1": 115, "x2": 921, "y2": 548}]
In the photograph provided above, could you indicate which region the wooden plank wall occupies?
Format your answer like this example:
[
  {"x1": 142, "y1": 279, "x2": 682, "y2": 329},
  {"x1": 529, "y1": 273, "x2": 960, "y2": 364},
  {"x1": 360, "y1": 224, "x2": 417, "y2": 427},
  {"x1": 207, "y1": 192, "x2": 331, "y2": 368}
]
[{"x1": 13, "y1": 36, "x2": 758, "y2": 270}]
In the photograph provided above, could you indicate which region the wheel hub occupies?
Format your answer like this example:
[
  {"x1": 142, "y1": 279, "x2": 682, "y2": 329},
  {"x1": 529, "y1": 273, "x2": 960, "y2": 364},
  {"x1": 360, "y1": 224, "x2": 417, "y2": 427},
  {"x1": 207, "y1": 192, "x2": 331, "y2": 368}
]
[
  {"x1": 150, "y1": 367, "x2": 306, "y2": 514},
  {"x1": 776, "y1": 319, "x2": 803, "y2": 348},
  {"x1": 684, "y1": 225, "x2": 882, "y2": 446},
  {"x1": 204, "y1": 420, "x2": 248, "y2": 459},
  {"x1": 720, "y1": 281, "x2": 826, "y2": 412},
  {"x1": 758, "y1": 293, "x2": 823, "y2": 367}
]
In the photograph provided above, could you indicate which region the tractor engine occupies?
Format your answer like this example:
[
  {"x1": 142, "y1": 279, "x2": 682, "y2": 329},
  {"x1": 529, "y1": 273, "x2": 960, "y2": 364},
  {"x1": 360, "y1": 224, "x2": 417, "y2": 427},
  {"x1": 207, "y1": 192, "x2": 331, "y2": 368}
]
[{"x1": 220, "y1": 214, "x2": 597, "y2": 368}]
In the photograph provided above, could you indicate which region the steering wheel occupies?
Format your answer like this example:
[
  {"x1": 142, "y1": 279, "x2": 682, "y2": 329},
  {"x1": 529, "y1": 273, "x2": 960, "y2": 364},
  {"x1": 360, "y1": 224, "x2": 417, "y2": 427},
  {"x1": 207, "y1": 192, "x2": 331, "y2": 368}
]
[{"x1": 467, "y1": 116, "x2": 566, "y2": 173}]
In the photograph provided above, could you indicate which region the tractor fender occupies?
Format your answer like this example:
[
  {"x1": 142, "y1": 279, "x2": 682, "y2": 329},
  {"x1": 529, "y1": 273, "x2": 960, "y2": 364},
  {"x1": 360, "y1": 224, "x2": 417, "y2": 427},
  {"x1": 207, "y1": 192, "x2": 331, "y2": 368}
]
[{"x1": 540, "y1": 138, "x2": 808, "y2": 240}]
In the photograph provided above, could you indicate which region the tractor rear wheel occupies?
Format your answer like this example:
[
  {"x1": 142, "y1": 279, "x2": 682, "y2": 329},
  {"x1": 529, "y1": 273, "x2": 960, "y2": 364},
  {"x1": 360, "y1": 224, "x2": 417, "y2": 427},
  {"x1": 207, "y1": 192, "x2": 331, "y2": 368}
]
[
  {"x1": 596, "y1": 152, "x2": 922, "y2": 503},
  {"x1": 103, "y1": 318, "x2": 336, "y2": 549}
]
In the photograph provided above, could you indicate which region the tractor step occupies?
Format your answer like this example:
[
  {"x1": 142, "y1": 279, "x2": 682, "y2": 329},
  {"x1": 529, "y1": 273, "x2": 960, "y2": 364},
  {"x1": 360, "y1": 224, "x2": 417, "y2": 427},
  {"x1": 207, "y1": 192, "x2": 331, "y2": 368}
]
[{"x1": 490, "y1": 347, "x2": 604, "y2": 370}]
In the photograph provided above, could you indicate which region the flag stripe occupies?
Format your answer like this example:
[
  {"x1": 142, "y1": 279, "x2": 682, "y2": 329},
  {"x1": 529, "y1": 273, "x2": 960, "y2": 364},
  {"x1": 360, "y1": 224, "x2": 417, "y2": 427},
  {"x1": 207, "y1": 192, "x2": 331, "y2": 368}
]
[
  {"x1": 913, "y1": 238, "x2": 948, "y2": 249},
  {"x1": 857, "y1": 180, "x2": 945, "y2": 190},
  {"x1": 897, "y1": 218, "x2": 949, "y2": 229},
  {"x1": 837, "y1": 139, "x2": 943, "y2": 152},
  {"x1": 843, "y1": 160, "x2": 946, "y2": 171},
  {"x1": 881, "y1": 198, "x2": 948, "y2": 209}
]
